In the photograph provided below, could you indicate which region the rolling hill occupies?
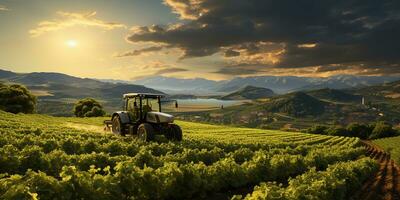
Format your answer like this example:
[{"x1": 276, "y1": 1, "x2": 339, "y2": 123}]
[
  {"x1": 307, "y1": 88, "x2": 362, "y2": 103},
  {"x1": 0, "y1": 69, "x2": 163, "y2": 116},
  {"x1": 0, "y1": 69, "x2": 162, "y2": 99},
  {"x1": 354, "y1": 80, "x2": 400, "y2": 100},
  {"x1": 263, "y1": 92, "x2": 326, "y2": 117},
  {"x1": 221, "y1": 85, "x2": 275, "y2": 100},
  {"x1": 176, "y1": 84, "x2": 398, "y2": 129}
]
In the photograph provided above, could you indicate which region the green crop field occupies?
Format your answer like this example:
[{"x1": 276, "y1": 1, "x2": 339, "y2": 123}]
[
  {"x1": 0, "y1": 110, "x2": 377, "y2": 200},
  {"x1": 373, "y1": 136, "x2": 400, "y2": 165}
]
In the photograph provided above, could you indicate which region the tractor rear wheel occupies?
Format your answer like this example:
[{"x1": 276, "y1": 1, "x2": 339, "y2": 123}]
[
  {"x1": 137, "y1": 123, "x2": 155, "y2": 142},
  {"x1": 112, "y1": 116, "x2": 126, "y2": 136}
]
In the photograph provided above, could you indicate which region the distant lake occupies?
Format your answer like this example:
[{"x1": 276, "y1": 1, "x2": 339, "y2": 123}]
[
  {"x1": 177, "y1": 98, "x2": 245, "y2": 106},
  {"x1": 163, "y1": 98, "x2": 247, "y2": 112}
]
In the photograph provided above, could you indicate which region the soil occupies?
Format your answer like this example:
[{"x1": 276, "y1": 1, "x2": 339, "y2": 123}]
[{"x1": 354, "y1": 141, "x2": 400, "y2": 200}]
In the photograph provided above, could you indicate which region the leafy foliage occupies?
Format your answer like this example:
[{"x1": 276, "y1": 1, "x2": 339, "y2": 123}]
[
  {"x1": 306, "y1": 121, "x2": 398, "y2": 139},
  {"x1": 0, "y1": 83, "x2": 36, "y2": 114},
  {"x1": 238, "y1": 158, "x2": 378, "y2": 200},
  {"x1": 325, "y1": 126, "x2": 349, "y2": 136},
  {"x1": 307, "y1": 125, "x2": 329, "y2": 135},
  {"x1": 370, "y1": 121, "x2": 397, "y2": 139},
  {"x1": 0, "y1": 111, "x2": 377, "y2": 199},
  {"x1": 73, "y1": 98, "x2": 106, "y2": 117},
  {"x1": 346, "y1": 123, "x2": 372, "y2": 139}
]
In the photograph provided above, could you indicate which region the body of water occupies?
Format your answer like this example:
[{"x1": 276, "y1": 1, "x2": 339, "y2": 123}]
[
  {"x1": 163, "y1": 98, "x2": 246, "y2": 112},
  {"x1": 176, "y1": 98, "x2": 244, "y2": 107}
]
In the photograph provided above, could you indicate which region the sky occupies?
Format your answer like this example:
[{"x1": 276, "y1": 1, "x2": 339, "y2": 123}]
[{"x1": 0, "y1": 0, "x2": 399, "y2": 81}]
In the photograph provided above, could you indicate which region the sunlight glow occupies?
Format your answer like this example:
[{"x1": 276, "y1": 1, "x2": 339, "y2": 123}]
[
  {"x1": 298, "y1": 43, "x2": 317, "y2": 48},
  {"x1": 66, "y1": 40, "x2": 78, "y2": 48}
]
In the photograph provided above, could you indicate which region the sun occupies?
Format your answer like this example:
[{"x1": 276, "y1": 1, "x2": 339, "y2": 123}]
[{"x1": 65, "y1": 40, "x2": 78, "y2": 48}]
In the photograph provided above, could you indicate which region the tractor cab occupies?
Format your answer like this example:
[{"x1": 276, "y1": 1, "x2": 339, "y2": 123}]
[
  {"x1": 124, "y1": 93, "x2": 165, "y2": 122},
  {"x1": 104, "y1": 93, "x2": 182, "y2": 141}
]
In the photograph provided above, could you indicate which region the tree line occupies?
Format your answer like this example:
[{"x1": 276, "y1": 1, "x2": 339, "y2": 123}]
[
  {"x1": 305, "y1": 122, "x2": 399, "y2": 139},
  {"x1": 0, "y1": 83, "x2": 105, "y2": 117}
]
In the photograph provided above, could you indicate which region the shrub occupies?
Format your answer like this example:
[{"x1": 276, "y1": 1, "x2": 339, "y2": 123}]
[
  {"x1": 306, "y1": 122, "x2": 397, "y2": 139},
  {"x1": 0, "y1": 83, "x2": 37, "y2": 114},
  {"x1": 73, "y1": 98, "x2": 105, "y2": 117},
  {"x1": 325, "y1": 126, "x2": 349, "y2": 136},
  {"x1": 307, "y1": 125, "x2": 328, "y2": 134},
  {"x1": 369, "y1": 121, "x2": 396, "y2": 139},
  {"x1": 346, "y1": 123, "x2": 371, "y2": 139}
]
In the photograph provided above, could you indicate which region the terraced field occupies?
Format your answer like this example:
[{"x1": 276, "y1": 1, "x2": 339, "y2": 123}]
[
  {"x1": 357, "y1": 141, "x2": 400, "y2": 200},
  {"x1": 0, "y1": 111, "x2": 378, "y2": 199},
  {"x1": 373, "y1": 136, "x2": 400, "y2": 165}
]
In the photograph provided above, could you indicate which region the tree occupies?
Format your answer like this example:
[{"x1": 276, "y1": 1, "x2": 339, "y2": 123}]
[
  {"x1": 0, "y1": 83, "x2": 37, "y2": 114},
  {"x1": 73, "y1": 98, "x2": 106, "y2": 117},
  {"x1": 325, "y1": 126, "x2": 349, "y2": 136},
  {"x1": 307, "y1": 125, "x2": 328, "y2": 134},
  {"x1": 369, "y1": 121, "x2": 396, "y2": 139},
  {"x1": 346, "y1": 123, "x2": 371, "y2": 139}
]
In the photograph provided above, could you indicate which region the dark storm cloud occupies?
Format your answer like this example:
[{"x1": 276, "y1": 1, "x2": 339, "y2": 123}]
[
  {"x1": 214, "y1": 63, "x2": 263, "y2": 75},
  {"x1": 314, "y1": 65, "x2": 352, "y2": 73},
  {"x1": 127, "y1": 0, "x2": 400, "y2": 75},
  {"x1": 115, "y1": 45, "x2": 167, "y2": 57},
  {"x1": 155, "y1": 67, "x2": 187, "y2": 74},
  {"x1": 224, "y1": 49, "x2": 240, "y2": 57}
]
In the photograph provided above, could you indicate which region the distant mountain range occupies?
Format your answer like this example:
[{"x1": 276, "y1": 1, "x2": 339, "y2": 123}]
[
  {"x1": 129, "y1": 75, "x2": 400, "y2": 94},
  {"x1": 0, "y1": 69, "x2": 162, "y2": 100},
  {"x1": 2, "y1": 68, "x2": 400, "y2": 98},
  {"x1": 353, "y1": 80, "x2": 400, "y2": 100}
]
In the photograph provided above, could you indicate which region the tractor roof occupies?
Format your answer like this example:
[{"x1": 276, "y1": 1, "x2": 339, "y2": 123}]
[{"x1": 123, "y1": 93, "x2": 165, "y2": 99}]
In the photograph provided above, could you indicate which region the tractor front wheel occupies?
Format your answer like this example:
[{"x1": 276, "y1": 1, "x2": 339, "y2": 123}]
[
  {"x1": 167, "y1": 124, "x2": 182, "y2": 141},
  {"x1": 137, "y1": 123, "x2": 155, "y2": 142}
]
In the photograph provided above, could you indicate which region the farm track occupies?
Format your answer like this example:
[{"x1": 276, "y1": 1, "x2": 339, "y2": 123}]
[{"x1": 355, "y1": 141, "x2": 400, "y2": 200}]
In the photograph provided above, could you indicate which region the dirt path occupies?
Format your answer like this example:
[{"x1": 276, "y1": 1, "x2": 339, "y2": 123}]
[
  {"x1": 64, "y1": 122, "x2": 105, "y2": 133},
  {"x1": 354, "y1": 141, "x2": 400, "y2": 200}
]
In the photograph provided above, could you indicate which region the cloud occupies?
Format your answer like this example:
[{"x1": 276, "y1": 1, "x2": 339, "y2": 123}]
[
  {"x1": 155, "y1": 67, "x2": 187, "y2": 74},
  {"x1": 214, "y1": 66, "x2": 260, "y2": 75},
  {"x1": 215, "y1": 63, "x2": 400, "y2": 77},
  {"x1": 0, "y1": 5, "x2": 9, "y2": 11},
  {"x1": 125, "y1": 0, "x2": 400, "y2": 76},
  {"x1": 30, "y1": 11, "x2": 126, "y2": 37},
  {"x1": 298, "y1": 43, "x2": 317, "y2": 48},
  {"x1": 130, "y1": 61, "x2": 188, "y2": 80},
  {"x1": 163, "y1": 0, "x2": 206, "y2": 20},
  {"x1": 224, "y1": 49, "x2": 240, "y2": 57},
  {"x1": 115, "y1": 45, "x2": 167, "y2": 57}
]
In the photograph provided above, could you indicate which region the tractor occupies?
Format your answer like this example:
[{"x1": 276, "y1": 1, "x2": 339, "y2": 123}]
[{"x1": 104, "y1": 93, "x2": 182, "y2": 141}]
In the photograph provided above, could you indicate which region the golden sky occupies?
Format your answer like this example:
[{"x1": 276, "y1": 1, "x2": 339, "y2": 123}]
[{"x1": 0, "y1": 0, "x2": 399, "y2": 80}]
